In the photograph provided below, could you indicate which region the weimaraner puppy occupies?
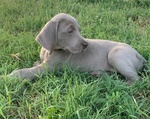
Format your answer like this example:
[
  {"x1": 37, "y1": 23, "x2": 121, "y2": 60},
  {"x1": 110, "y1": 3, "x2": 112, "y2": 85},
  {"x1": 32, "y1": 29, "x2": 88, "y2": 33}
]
[{"x1": 7, "y1": 13, "x2": 146, "y2": 83}]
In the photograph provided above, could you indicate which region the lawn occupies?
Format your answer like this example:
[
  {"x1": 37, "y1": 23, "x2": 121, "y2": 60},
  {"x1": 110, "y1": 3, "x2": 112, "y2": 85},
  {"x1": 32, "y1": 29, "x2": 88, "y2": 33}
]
[{"x1": 0, "y1": 0, "x2": 150, "y2": 118}]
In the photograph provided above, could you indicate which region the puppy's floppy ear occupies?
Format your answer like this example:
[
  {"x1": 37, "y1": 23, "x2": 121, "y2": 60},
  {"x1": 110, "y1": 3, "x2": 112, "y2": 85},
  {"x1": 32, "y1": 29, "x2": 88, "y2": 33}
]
[{"x1": 36, "y1": 20, "x2": 58, "y2": 54}]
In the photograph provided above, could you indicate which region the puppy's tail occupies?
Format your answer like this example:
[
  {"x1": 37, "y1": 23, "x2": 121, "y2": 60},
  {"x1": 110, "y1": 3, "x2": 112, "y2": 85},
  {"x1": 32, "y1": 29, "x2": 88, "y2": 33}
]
[{"x1": 136, "y1": 53, "x2": 148, "y2": 71}]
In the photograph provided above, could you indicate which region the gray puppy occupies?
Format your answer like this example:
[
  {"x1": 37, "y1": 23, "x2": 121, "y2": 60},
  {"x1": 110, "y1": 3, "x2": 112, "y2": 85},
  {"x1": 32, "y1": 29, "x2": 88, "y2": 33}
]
[{"x1": 7, "y1": 13, "x2": 146, "y2": 83}]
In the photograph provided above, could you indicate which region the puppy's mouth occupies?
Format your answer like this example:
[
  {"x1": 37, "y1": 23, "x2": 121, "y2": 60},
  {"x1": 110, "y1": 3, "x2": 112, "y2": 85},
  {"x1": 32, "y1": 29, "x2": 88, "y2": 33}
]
[
  {"x1": 82, "y1": 47, "x2": 87, "y2": 52},
  {"x1": 71, "y1": 47, "x2": 87, "y2": 54}
]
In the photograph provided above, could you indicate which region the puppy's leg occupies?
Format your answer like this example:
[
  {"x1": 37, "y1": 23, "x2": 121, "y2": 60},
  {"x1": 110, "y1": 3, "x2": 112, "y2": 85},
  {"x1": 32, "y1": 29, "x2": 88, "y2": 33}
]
[
  {"x1": 33, "y1": 47, "x2": 50, "y2": 67},
  {"x1": 7, "y1": 64, "x2": 46, "y2": 79},
  {"x1": 108, "y1": 46, "x2": 141, "y2": 83},
  {"x1": 111, "y1": 59, "x2": 140, "y2": 83},
  {"x1": 40, "y1": 47, "x2": 50, "y2": 61}
]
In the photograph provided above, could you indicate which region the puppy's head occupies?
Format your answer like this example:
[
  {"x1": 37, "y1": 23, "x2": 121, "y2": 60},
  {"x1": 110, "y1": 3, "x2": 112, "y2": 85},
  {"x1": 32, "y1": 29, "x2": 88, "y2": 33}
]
[{"x1": 36, "y1": 13, "x2": 88, "y2": 54}]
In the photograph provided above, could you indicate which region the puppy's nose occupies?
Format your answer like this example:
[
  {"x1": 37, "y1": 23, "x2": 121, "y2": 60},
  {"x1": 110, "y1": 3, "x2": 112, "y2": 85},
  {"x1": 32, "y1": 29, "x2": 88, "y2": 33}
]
[{"x1": 82, "y1": 41, "x2": 88, "y2": 49}]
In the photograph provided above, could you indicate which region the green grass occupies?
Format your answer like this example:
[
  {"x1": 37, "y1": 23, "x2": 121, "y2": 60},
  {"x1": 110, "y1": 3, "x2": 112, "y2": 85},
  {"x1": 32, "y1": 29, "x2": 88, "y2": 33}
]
[{"x1": 0, "y1": 0, "x2": 150, "y2": 118}]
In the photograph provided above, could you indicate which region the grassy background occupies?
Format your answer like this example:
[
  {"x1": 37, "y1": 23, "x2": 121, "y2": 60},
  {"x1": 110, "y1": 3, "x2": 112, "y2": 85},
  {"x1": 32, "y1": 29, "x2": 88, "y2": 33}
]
[{"x1": 0, "y1": 0, "x2": 150, "y2": 118}]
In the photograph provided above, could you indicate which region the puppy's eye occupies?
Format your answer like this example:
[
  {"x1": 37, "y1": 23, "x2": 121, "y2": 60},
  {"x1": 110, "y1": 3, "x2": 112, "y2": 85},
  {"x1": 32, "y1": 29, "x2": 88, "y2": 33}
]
[{"x1": 68, "y1": 28, "x2": 73, "y2": 33}]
